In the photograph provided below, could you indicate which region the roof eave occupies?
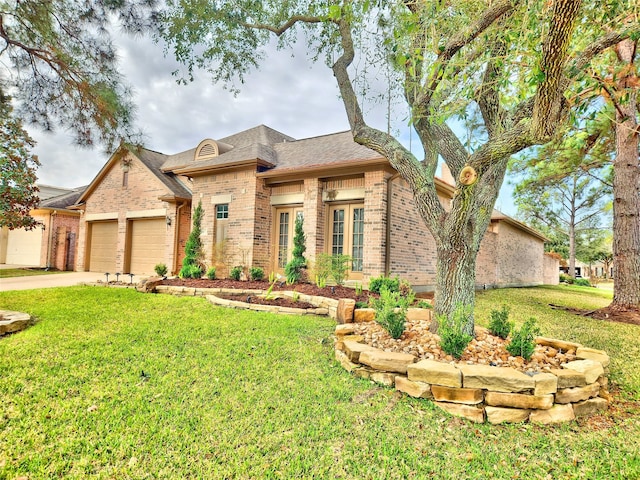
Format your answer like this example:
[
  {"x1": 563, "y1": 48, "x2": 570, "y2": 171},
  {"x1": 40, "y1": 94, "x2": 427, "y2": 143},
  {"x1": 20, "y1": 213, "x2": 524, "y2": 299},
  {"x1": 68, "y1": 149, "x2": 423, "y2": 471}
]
[{"x1": 172, "y1": 158, "x2": 274, "y2": 176}]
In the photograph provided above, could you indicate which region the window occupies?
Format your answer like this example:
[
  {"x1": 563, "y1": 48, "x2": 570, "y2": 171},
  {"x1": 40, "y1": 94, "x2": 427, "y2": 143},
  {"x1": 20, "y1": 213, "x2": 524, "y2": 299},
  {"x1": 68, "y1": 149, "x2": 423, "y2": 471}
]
[
  {"x1": 216, "y1": 204, "x2": 229, "y2": 219},
  {"x1": 329, "y1": 204, "x2": 364, "y2": 276},
  {"x1": 122, "y1": 171, "x2": 128, "y2": 187}
]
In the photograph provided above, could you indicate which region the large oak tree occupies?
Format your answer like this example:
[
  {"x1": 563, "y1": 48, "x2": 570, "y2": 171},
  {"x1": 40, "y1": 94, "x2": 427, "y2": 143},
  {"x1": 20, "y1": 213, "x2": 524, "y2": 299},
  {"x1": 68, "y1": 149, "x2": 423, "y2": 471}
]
[{"x1": 159, "y1": 1, "x2": 639, "y2": 331}]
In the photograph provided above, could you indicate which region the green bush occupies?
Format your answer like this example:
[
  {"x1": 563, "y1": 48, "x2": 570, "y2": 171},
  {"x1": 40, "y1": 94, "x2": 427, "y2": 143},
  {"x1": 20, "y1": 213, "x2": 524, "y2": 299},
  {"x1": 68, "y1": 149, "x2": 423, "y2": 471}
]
[
  {"x1": 559, "y1": 273, "x2": 574, "y2": 284},
  {"x1": 574, "y1": 278, "x2": 591, "y2": 287},
  {"x1": 230, "y1": 266, "x2": 243, "y2": 281},
  {"x1": 314, "y1": 254, "x2": 333, "y2": 287},
  {"x1": 438, "y1": 305, "x2": 473, "y2": 359},
  {"x1": 179, "y1": 264, "x2": 202, "y2": 279},
  {"x1": 206, "y1": 267, "x2": 216, "y2": 280},
  {"x1": 284, "y1": 215, "x2": 306, "y2": 284},
  {"x1": 285, "y1": 257, "x2": 306, "y2": 284},
  {"x1": 506, "y1": 318, "x2": 541, "y2": 360},
  {"x1": 488, "y1": 305, "x2": 513, "y2": 340},
  {"x1": 154, "y1": 263, "x2": 168, "y2": 277},
  {"x1": 180, "y1": 200, "x2": 205, "y2": 274},
  {"x1": 330, "y1": 254, "x2": 351, "y2": 286},
  {"x1": 368, "y1": 275, "x2": 400, "y2": 294},
  {"x1": 249, "y1": 267, "x2": 264, "y2": 281},
  {"x1": 416, "y1": 300, "x2": 433, "y2": 309},
  {"x1": 370, "y1": 286, "x2": 413, "y2": 339}
]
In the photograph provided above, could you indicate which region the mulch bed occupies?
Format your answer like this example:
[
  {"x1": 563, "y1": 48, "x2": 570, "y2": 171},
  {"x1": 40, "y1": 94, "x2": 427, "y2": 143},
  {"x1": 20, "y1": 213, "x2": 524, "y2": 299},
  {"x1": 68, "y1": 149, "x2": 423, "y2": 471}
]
[{"x1": 550, "y1": 303, "x2": 640, "y2": 326}]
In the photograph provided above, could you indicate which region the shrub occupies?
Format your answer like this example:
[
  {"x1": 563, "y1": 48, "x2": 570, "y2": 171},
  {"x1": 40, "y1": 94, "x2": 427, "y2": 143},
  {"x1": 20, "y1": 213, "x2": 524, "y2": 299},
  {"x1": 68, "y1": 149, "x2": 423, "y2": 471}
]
[
  {"x1": 284, "y1": 215, "x2": 306, "y2": 284},
  {"x1": 368, "y1": 274, "x2": 400, "y2": 294},
  {"x1": 416, "y1": 300, "x2": 432, "y2": 309},
  {"x1": 506, "y1": 318, "x2": 541, "y2": 360},
  {"x1": 370, "y1": 286, "x2": 413, "y2": 339},
  {"x1": 314, "y1": 254, "x2": 333, "y2": 287},
  {"x1": 179, "y1": 264, "x2": 202, "y2": 279},
  {"x1": 180, "y1": 200, "x2": 205, "y2": 273},
  {"x1": 438, "y1": 305, "x2": 473, "y2": 359},
  {"x1": 154, "y1": 263, "x2": 168, "y2": 277},
  {"x1": 330, "y1": 253, "x2": 352, "y2": 286},
  {"x1": 230, "y1": 266, "x2": 243, "y2": 281},
  {"x1": 285, "y1": 257, "x2": 306, "y2": 284},
  {"x1": 559, "y1": 273, "x2": 574, "y2": 284},
  {"x1": 206, "y1": 267, "x2": 216, "y2": 280},
  {"x1": 574, "y1": 278, "x2": 591, "y2": 287},
  {"x1": 488, "y1": 305, "x2": 513, "y2": 340},
  {"x1": 249, "y1": 267, "x2": 264, "y2": 281}
]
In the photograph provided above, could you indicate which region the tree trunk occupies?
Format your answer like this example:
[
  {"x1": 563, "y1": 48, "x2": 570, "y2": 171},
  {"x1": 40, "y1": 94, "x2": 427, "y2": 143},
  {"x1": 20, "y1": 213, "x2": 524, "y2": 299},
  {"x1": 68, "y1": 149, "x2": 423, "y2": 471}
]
[
  {"x1": 431, "y1": 235, "x2": 479, "y2": 337},
  {"x1": 611, "y1": 98, "x2": 640, "y2": 309}
]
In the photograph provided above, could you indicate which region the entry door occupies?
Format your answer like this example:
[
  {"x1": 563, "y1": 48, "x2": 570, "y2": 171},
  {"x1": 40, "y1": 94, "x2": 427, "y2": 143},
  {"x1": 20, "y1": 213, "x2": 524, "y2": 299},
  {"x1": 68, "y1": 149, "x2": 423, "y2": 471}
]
[
  {"x1": 274, "y1": 207, "x2": 303, "y2": 273},
  {"x1": 329, "y1": 204, "x2": 364, "y2": 279}
]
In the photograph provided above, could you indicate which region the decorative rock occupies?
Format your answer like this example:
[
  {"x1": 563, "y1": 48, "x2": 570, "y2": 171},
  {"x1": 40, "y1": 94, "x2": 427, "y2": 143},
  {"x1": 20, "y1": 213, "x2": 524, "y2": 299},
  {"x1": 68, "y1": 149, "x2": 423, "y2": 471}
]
[
  {"x1": 530, "y1": 404, "x2": 575, "y2": 424},
  {"x1": 0, "y1": 310, "x2": 33, "y2": 336},
  {"x1": 335, "y1": 324, "x2": 356, "y2": 338},
  {"x1": 407, "y1": 359, "x2": 462, "y2": 388},
  {"x1": 562, "y1": 359, "x2": 604, "y2": 384},
  {"x1": 576, "y1": 347, "x2": 610, "y2": 367},
  {"x1": 431, "y1": 385, "x2": 483, "y2": 405},
  {"x1": 353, "y1": 367, "x2": 373, "y2": 379},
  {"x1": 136, "y1": 276, "x2": 164, "y2": 293},
  {"x1": 485, "y1": 406, "x2": 531, "y2": 424},
  {"x1": 342, "y1": 335, "x2": 364, "y2": 344},
  {"x1": 554, "y1": 383, "x2": 600, "y2": 404},
  {"x1": 370, "y1": 371, "x2": 397, "y2": 387},
  {"x1": 572, "y1": 397, "x2": 609, "y2": 417},
  {"x1": 354, "y1": 308, "x2": 376, "y2": 323},
  {"x1": 458, "y1": 365, "x2": 535, "y2": 393},
  {"x1": 406, "y1": 308, "x2": 432, "y2": 321},
  {"x1": 342, "y1": 340, "x2": 379, "y2": 363},
  {"x1": 549, "y1": 368, "x2": 587, "y2": 388},
  {"x1": 336, "y1": 298, "x2": 356, "y2": 324},
  {"x1": 536, "y1": 336, "x2": 582, "y2": 352},
  {"x1": 359, "y1": 350, "x2": 417, "y2": 374},
  {"x1": 485, "y1": 392, "x2": 554, "y2": 410},
  {"x1": 395, "y1": 377, "x2": 432, "y2": 398},
  {"x1": 435, "y1": 402, "x2": 484, "y2": 423},
  {"x1": 534, "y1": 372, "x2": 558, "y2": 395},
  {"x1": 335, "y1": 349, "x2": 358, "y2": 372}
]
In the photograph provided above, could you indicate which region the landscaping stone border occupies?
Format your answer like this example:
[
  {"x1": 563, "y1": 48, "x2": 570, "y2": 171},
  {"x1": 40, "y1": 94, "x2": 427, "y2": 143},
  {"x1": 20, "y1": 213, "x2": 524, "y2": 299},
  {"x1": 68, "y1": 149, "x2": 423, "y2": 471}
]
[
  {"x1": 335, "y1": 325, "x2": 611, "y2": 424},
  {"x1": 0, "y1": 310, "x2": 33, "y2": 337}
]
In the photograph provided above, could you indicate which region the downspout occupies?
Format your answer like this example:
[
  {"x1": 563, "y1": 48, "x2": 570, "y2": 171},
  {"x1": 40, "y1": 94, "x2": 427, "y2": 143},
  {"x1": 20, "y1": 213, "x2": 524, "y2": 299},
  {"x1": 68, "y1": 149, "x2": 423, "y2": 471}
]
[
  {"x1": 172, "y1": 201, "x2": 187, "y2": 275},
  {"x1": 46, "y1": 210, "x2": 56, "y2": 270},
  {"x1": 384, "y1": 172, "x2": 401, "y2": 275}
]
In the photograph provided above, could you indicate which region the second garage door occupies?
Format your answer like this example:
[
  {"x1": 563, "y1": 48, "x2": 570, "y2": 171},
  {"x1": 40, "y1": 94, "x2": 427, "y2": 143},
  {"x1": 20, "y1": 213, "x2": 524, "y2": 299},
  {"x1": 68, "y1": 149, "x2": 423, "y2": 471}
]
[
  {"x1": 128, "y1": 218, "x2": 166, "y2": 275},
  {"x1": 88, "y1": 221, "x2": 118, "y2": 272}
]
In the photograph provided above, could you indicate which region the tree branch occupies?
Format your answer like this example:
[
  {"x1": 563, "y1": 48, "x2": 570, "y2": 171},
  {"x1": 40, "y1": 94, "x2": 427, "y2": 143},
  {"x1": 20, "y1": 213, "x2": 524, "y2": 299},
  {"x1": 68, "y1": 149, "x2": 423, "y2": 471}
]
[{"x1": 240, "y1": 15, "x2": 323, "y2": 36}]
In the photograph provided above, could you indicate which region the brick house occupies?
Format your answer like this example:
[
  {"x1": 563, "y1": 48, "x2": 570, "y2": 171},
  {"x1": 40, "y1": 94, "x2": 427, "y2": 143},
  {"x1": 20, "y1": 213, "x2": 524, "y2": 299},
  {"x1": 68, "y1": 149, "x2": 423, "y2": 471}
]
[
  {"x1": 0, "y1": 185, "x2": 83, "y2": 270},
  {"x1": 72, "y1": 125, "x2": 558, "y2": 289}
]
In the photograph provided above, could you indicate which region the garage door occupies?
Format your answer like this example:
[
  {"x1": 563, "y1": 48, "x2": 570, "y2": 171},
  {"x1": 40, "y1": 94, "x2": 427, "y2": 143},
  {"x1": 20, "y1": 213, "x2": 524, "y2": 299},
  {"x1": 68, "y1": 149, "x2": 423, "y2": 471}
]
[
  {"x1": 88, "y1": 221, "x2": 118, "y2": 272},
  {"x1": 128, "y1": 218, "x2": 166, "y2": 275},
  {"x1": 6, "y1": 228, "x2": 42, "y2": 266}
]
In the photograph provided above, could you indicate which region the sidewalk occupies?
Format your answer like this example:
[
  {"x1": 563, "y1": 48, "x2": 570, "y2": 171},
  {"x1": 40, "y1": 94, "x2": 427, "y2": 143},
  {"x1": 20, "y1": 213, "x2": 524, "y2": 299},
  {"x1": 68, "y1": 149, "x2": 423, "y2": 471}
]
[{"x1": 0, "y1": 271, "x2": 106, "y2": 292}]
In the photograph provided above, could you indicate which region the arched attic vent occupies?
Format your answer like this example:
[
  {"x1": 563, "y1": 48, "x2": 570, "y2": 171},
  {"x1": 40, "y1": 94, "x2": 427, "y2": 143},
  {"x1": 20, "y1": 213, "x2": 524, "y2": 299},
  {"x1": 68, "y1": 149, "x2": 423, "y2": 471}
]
[{"x1": 195, "y1": 139, "x2": 219, "y2": 161}]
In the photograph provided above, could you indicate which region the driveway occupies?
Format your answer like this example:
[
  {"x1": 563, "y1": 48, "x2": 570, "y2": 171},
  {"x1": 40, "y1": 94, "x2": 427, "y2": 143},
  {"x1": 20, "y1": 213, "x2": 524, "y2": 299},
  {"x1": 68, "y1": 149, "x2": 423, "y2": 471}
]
[{"x1": 0, "y1": 271, "x2": 106, "y2": 292}]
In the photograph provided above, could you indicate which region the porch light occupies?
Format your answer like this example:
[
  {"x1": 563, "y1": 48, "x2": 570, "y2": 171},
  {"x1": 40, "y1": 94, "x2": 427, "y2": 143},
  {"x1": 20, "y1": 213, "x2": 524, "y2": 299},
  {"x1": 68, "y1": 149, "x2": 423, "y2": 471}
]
[{"x1": 166, "y1": 215, "x2": 172, "y2": 226}]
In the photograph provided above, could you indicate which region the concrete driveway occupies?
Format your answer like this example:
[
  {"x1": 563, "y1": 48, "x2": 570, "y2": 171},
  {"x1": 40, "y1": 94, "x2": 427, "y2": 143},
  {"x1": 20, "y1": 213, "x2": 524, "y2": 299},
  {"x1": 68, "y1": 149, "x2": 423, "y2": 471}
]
[{"x1": 0, "y1": 270, "x2": 106, "y2": 292}]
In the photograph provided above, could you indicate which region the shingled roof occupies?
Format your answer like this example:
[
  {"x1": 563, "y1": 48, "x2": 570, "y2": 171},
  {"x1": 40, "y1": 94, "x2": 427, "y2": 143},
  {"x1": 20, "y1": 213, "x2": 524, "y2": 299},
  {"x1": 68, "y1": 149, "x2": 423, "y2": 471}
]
[{"x1": 39, "y1": 186, "x2": 87, "y2": 210}]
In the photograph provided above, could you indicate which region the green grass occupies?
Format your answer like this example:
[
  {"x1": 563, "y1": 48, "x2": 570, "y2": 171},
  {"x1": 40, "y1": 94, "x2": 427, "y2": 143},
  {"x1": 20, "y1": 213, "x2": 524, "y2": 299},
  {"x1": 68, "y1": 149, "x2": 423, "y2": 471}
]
[
  {"x1": 0, "y1": 268, "x2": 68, "y2": 278},
  {"x1": 1, "y1": 286, "x2": 639, "y2": 479}
]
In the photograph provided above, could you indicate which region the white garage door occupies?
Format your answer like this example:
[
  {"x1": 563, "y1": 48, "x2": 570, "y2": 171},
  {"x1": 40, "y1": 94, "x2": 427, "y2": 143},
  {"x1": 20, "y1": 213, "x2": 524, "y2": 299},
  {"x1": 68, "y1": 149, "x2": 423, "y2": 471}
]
[
  {"x1": 128, "y1": 218, "x2": 166, "y2": 275},
  {"x1": 6, "y1": 228, "x2": 42, "y2": 266},
  {"x1": 88, "y1": 221, "x2": 118, "y2": 272}
]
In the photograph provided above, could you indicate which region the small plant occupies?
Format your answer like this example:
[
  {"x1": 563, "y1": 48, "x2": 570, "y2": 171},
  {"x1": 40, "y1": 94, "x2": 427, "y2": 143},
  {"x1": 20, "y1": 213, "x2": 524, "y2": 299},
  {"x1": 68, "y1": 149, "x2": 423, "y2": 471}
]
[
  {"x1": 314, "y1": 254, "x2": 333, "y2": 287},
  {"x1": 268, "y1": 271, "x2": 276, "y2": 283},
  {"x1": 354, "y1": 282, "x2": 363, "y2": 296},
  {"x1": 438, "y1": 304, "x2": 473, "y2": 359},
  {"x1": 355, "y1": 301, "x2": 369, "y2": 309},
  {"x1": 330, "y1": 254, "x2": 352, "y2": 286},
  {"x1": 370, "y1": 286, "x2": 414, "y2": 339},
  {"x1": 230, "y1": 266, "x2": 243, "y2": 281},
  {"x1": 292, "y1": 290, "x2": 300, "y2": 303},
  {"x1": 416, "y1": 300, "x2": 432, "y2": 309},
  {"x1": 506, "y1": 318, "x2": 541, "y2": 361},
  {"x1": 264, "y1": 278, "x2": 277, "y2": 300},
  {"x1": 488, "y1": 305, "x2": 513, "y2": 340},
  {"x1": 154, "y1": 263, "x2": 168, "y2": 277},
  {"x1": 179, "y1": 264, "x2": 202, "y2": 279},
  {"x1": 574, "y1": 278, "x2": 591, "y2": 287},
  {"x1": 206, "y1": 267, "x2": 216, "y2": 280},
  {"x1": 249, "y1": 267, "x2": 264, "y2": 281},
  {"x1": 368, "y1": 274, "x2": 400, "y2": 294},
  {"x1": 315, "y1": 274, "x2": 327, "y2": 288},
  {"x1": 559, "y1": 273, "x2": 574, "y2": 284}
]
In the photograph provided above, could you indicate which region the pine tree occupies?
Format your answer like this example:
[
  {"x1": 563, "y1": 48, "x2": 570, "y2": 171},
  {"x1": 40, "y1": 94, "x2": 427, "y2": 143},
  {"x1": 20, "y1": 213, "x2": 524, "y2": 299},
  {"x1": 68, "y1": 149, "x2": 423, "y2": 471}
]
[
  {"x1": 180, "y1": 201, "x2": 204, "y2": 278},
  {"x1": 285, "y1": 214, "x2": 306, "y2": 283}
]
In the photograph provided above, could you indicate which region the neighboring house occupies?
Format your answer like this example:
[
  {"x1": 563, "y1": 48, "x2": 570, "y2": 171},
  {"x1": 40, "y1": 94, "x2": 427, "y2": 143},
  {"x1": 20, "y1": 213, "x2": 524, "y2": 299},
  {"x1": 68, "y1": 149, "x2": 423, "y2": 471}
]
[
  {"x1": 72, "y1": 125, "x2": 558, "y2": 289},
  {"x1": 0, "y1": 185, "x2": 83, "y2": 269}
]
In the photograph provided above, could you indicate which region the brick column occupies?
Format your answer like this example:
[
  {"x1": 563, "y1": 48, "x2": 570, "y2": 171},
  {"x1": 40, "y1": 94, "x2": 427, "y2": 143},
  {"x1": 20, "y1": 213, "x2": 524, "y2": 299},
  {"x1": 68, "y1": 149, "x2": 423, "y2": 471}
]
[
  {"x1": 363, "y1": 170, "x2": 389, "y2": 282},
  {"x1": 303, "y1": 178, "x2": 324, "y2": 263}
]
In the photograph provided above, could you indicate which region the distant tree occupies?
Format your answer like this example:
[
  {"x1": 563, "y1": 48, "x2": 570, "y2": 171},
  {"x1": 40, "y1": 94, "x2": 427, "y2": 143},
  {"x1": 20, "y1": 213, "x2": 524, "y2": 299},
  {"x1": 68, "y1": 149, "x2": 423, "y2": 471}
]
[{"x1": 0, "y1": 98, "x2": 40, "y2": 229}]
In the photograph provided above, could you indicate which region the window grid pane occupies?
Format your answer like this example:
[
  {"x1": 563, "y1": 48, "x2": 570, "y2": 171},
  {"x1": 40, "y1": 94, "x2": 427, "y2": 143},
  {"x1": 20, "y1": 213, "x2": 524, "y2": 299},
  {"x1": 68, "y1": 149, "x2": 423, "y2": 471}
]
[
  {"x1": 351, "y1": 208, "x2": 364, "y2": 272},
  {"x1": 278, "y1": 212, "x2": 289, "y2": 268},
  {"x1": 332, "y1": 209, "x2": 344, "y2": 255},
  {"x1": 216, "y1": 204, "x2": 229, "y2": 219}
]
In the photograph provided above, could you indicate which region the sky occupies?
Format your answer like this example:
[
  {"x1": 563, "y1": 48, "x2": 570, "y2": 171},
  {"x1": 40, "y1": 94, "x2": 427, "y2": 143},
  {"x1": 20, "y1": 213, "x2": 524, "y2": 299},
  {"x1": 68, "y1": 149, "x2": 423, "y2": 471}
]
[{"x1": 27, "y1": 30, "x2": 518, "y2": 216}]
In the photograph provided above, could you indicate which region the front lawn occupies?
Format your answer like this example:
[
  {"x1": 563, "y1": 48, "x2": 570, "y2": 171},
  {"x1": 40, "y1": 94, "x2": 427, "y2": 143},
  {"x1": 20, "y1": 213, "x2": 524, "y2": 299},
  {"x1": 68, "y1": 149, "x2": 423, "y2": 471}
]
[
  {"x1": 0, "y1": 286, "x2": 638, "y2": 479},
  {"x1": 0, "y1": 268, "x2": 68, "y2": 278}
]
